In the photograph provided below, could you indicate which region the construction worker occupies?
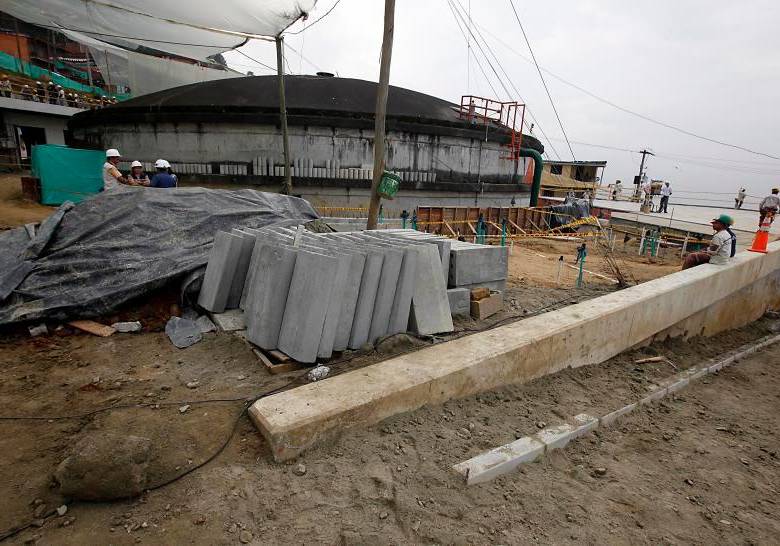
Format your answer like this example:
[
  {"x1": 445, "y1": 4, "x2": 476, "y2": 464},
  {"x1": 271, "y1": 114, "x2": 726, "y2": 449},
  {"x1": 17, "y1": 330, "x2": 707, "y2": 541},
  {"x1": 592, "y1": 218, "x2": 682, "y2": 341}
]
[
  {"x1": 682, "y1": 214, "x2": 736, "y2": 269},
  {"x1": 103, "y1": 149, "x2": 128, "y2": 191},
  {"x1": 759, "y1": 188, "x2": 780, "y2": 226},
  {"x1": 659, "y1": 182, "x2": 672, "y2": 213},
  {"x1": 128, "y1": 160, "x2": 150, "y2": 186},
  {"x1": 734, "y1": 187, "x2": 747, "y2": 209},
  {"x1": 150, "y1": 159, "x2": 177, "y2": 188}
]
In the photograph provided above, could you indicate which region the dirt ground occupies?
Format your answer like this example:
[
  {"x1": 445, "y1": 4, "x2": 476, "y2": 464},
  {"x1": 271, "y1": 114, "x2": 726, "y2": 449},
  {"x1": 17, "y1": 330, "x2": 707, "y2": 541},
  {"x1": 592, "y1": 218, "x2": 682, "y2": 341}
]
[
  {"x1": 0, "y1": 174, "x2": 54, "y2": 229},
  {"x1": 1, "y1": 309, "x2": 778, "y2": 545}
]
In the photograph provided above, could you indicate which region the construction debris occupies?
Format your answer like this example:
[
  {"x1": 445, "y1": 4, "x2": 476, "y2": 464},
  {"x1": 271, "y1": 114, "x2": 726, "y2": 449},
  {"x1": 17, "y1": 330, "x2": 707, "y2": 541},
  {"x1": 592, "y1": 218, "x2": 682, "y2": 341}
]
[
  {"x1": 28, "y1": 323, "x2": 48, "y2": 337},
  {"x1": 68, "y1": 320, "x2": 116, "y2": 337},
  {"x1": 111, "y1": 321, "x2": 142, "y2": 333},
  {"x1": 470, "y1": 291, "x2": 503, "y2": 320},
  {"x1": 164, "y1": 317, "x2": 202, "y2": 349}
]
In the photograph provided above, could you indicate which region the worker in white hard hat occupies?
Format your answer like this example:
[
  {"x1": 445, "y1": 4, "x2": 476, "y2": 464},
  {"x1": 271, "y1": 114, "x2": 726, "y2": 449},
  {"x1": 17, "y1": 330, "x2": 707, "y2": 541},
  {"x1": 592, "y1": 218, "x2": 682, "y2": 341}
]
[
  {"x1": 103, "y1": 149, "x2": 128, "y2": 191},
  {"x1": 149, "y1": 159, "x2": 177, "y2": 188},
  {"x1": 128, "y1": 160, "x2": 150, "y2": 186}
]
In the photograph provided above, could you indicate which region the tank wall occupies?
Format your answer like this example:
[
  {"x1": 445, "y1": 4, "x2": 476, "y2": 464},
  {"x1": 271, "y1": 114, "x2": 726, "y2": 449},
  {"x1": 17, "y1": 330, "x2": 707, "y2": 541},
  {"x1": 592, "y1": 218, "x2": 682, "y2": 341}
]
[{"x1": 73, "y1": 122, "x2": 527, "y2": 184}]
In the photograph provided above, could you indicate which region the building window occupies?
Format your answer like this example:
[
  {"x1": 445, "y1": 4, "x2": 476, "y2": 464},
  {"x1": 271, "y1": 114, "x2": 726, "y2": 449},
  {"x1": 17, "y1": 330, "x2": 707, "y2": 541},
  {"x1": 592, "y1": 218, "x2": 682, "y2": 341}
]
[{"x1": 549, "y1": 164, "x2": 563, "y2": 175}]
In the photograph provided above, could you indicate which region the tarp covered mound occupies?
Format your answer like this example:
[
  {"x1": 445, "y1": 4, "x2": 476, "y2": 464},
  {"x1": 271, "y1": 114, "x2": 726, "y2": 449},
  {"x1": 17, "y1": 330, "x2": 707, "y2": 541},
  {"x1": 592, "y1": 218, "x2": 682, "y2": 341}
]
[
  {"x1": 0, "y1": 188, "x2": 318, "y2": 325},
  {"x1": 547, "y1": 198, "x2": 591, "y2": 228}
]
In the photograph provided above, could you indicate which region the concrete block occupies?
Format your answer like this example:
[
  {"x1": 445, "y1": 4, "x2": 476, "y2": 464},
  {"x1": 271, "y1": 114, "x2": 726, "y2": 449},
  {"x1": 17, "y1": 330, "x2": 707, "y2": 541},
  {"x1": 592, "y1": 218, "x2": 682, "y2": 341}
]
[
  {"x1": 447, "y1": 288, "x2": 470, "y2": 318},
  {"x1": 198, "y1": 231, "x2": 244, "y2": 313},
  {"x1": 599, "y1": 402, "x2": 637, "y2": 427},
  {"x1": 387, "y1": 246, "x2": 419, "y2": 336},
  {"x1": 367, "y1": 245, "x2": 403, "y2": 343},
  {"x1": 639, "y1": 386, "x2": 668, "y2": 405},
  {"x1": 245, "y1": 244, "x2": 298, "y2": 350},
  {"x1": 449, "y1": 245, "x2": 508, "y2": 287},
  {"x1": 686, "y1": 367, "x2": 708, "y2": 381},
  {"x1": 535, "y1": 424, "x2": 576, "y2": 451},
  {"x1": 316, "y1": 250, "x2": 350, "y2": 360},
  {"x1": 226, "y1": 230, "x2": 257, "y2": 309},
  {"x1": 470, "y1": 291, "x2": 503, "y2": 320},
  {"x1": 571, "y1": 413, "x2": 598, "y2": 437},
  {"x1": 408, "y1": 244, "x2": 454, "y2": 335},
  {"x1": 347, "y1": 246, "x2": 384, "y2": 349},
  {"x1": 452, "y1": 436, "x2": 545, "y2": 485},
  {"x1": 277, "y1": 250, "x2": 339, "y2": 363}
]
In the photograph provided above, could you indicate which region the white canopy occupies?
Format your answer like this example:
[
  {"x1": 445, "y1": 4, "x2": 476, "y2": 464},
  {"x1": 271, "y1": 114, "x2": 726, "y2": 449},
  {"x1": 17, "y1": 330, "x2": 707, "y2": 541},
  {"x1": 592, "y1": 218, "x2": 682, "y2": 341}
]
[{"x1": 3, "y1": 0, "x2": 316, "y2": 61}]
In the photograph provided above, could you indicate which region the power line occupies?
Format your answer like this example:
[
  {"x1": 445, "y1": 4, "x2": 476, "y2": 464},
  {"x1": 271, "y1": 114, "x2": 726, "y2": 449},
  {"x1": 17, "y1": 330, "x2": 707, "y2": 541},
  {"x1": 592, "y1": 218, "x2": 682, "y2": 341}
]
[
  {"x1": 285, "y1": 0, "x2": 344, "y2": 35},
  {"x1": 234, "y1": 48, "x2": 275, "y2": 72},
  {"x1": 450, "y1": 0, "x2": 563, "y2": 161},
  {"x1": 506, "y1": 0, "x2": 576, "y2": 161},
  {"x1": 475, "y1": 17, "x2": 780, "y2": 163}
]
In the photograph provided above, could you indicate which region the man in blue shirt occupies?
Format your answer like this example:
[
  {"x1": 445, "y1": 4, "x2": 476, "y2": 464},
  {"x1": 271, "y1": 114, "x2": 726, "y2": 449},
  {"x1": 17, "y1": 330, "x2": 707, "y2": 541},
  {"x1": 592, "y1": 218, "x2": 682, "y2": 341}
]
[{"x1": 150, "y1": 159, "x2": 177, "y2": 188}]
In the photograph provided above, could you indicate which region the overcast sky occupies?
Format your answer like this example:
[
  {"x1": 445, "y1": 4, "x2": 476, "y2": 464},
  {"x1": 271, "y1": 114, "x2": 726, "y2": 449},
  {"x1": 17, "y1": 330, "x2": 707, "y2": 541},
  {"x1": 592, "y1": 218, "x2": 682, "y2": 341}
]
[{"x1": 224, "y1": 0, "x2": 780, "y2": 207}]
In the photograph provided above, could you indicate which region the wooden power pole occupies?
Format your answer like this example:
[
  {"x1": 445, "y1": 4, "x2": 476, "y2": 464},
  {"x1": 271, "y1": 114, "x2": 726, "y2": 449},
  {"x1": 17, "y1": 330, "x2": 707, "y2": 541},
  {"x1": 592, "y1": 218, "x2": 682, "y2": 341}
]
[
  {"x1": 366, "y1": 0, "x2": 396, "y2": 230},
  {"x1": 276, "y1": 36, "x2": 293, "y2": 195},
  {"x1": 635, "y1": 148, "x2": 654, "y2": 199}
]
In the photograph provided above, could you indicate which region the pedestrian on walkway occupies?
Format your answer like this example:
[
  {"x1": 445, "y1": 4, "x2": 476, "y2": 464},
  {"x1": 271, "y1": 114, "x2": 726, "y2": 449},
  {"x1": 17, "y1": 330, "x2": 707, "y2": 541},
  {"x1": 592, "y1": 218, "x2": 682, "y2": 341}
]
[
  {"x1": 659, "y1": 182, "x2": 672, "y2": 213},
  {"x1": 759, "y1": 188, "x2": 780, "y2": 226},
  {"x1": 734, "y1": 187, "x2": 747, "y2": 209}
]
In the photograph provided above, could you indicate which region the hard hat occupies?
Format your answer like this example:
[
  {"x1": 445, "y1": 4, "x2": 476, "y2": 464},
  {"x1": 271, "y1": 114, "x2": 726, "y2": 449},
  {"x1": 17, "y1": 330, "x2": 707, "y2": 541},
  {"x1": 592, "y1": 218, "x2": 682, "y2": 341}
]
[
  {"x1": 711, "y1": 214, "x2": 733, "y2": 226},
  {"x1": 130, "y1": 160, "x2": 143, "y2": 168},
  {"x1": 154, "y1": 159, "x2": 167, "y2": 169},
  {"x1": 773, "y1": 187, "x2": 779, "y2": 193},
  {"x1": 106, "y1": 148, "x2": 121, "y2": 158},
  {"x1": 162, "y1": 160, "x2": 171, "y2": 168}
]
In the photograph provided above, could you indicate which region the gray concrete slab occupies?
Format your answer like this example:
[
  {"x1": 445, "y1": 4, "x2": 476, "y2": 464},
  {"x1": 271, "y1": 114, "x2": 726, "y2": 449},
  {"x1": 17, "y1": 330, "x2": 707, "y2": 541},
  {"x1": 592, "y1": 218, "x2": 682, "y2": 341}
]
[
  {"x1": 277, "y1": 250, "x2": 339, "y2": 363},
  {"x1": 448, "y1": 245, "x2": 508, "y2": 286},
  {"x1": 245, "y1": 243, "x2": 298, "y2": 350},
  {"x1": 408, "y1": 243, "x2": 454, "y2": 335},
  {"x1": 457, "y1": 279, "x2": 507, "y2": 292},
  {"x1": 226, "y1": 229, "x2": 257, "y2": 309},
  {"x1": 198, "y1": 231, "x2": 244, "y2": 313},
  {"x1": 447, "y1": 287, "x2": 470, "y2": 318}
]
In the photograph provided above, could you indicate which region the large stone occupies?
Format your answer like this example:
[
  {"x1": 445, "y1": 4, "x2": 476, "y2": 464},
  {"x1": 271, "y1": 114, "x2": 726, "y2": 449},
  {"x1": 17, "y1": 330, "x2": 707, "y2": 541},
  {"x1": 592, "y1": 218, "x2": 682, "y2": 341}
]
[
  {"x1": 245, "y1": 243, "x2": 298, "y2": 350},
  {"x1": 55, "y1": 433, "x2": 151, "y2": 500},
  {"x1": 448, "y1": 245, "x2": 508, "y2": 287},
  {"x1": 277, "y1": 250, "x2": 339, "y2": 363},
  {"x1": 198, "y1": 231, "x2": 244, "y2": 313}
]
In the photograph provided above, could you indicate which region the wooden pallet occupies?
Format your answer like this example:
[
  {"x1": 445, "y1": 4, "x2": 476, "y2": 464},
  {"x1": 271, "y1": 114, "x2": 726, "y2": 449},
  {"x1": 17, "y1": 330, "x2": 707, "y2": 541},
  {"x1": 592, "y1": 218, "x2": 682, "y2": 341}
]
[{"x1": 253, "y1": 349, "x2": 304, "y2": 375}]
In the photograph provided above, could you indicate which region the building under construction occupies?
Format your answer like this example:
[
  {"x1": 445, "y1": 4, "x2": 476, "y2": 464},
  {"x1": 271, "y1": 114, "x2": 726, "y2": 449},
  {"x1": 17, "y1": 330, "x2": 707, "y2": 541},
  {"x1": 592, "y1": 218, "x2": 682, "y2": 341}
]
[{"x1": 68, "y1": 75, "x2": 547, "y2": 209}]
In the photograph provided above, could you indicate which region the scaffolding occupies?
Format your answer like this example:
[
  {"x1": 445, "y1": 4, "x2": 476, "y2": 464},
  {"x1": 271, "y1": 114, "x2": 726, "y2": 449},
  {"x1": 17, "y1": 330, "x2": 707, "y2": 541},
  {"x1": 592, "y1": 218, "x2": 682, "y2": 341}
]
[{"x1": 457, "y1": 95, "x2": 526, "y2": 159}]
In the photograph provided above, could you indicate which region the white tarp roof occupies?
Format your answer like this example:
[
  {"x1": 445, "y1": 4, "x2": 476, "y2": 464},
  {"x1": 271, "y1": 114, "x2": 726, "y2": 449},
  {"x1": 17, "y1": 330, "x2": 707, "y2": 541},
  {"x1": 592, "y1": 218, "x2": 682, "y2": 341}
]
[{"x1": 3, "y1": 0, "x2": 316, "y2": 61}]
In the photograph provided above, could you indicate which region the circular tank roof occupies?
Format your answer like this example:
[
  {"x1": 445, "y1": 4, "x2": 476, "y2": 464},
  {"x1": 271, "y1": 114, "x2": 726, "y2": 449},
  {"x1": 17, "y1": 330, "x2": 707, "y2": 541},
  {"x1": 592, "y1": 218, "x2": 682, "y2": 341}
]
[{"x1": 70, "y1": 75, "x2": 544, "y2": 152}]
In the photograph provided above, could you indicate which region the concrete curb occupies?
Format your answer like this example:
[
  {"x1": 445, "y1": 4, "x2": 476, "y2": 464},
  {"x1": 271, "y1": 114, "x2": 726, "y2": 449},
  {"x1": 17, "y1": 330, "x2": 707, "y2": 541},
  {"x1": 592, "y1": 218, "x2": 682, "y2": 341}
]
[{"x1": 452, "y1": 332, "x2": 780, "y2": 485}]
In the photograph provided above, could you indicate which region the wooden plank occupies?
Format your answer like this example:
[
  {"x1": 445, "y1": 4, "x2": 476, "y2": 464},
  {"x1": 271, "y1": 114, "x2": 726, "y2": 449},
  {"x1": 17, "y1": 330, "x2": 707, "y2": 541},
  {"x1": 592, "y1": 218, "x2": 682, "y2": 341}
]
[
  {"x1": 268, "y1": 349, "x2": 292, "y2": 363},
  {"x1": 508, "y1": 218, "x2": 526, "y2": 234},
  {"x1": 254, "y1": 349, "x2": 304, "y2": 375},
  {"x1": 443, "y1": 220, "x2": 457, "y2": 237},
  {"x1": 466, "y1": 222, "x2": 477, "y2": 235},
  {"x1": 68, "y1": 320, "x2": 116, "y2": 337}
]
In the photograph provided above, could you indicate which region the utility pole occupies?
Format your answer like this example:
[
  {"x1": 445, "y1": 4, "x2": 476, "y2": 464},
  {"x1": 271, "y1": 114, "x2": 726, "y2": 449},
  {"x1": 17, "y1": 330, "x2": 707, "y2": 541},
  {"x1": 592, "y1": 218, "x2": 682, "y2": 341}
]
[
  {"x1": 276, "y1": 36, "x2": 293, "y2": 195},
  {"x1": 366, "y1": 0, "x2": 396, "y2": 230},
  {"x1": 635, "y1": 148, "x2": 654, "y2": 200}
]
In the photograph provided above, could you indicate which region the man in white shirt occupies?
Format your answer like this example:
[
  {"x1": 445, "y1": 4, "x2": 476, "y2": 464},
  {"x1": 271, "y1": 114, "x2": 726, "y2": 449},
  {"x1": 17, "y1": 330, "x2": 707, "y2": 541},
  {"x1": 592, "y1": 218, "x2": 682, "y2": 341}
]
[
  {"x1": 102, "y1": 148, "x2": 128, "y2": 191},
  {"x1": 759, "y1": 188, "x2": 780, "y2": 225},
  {"x1": 659, "y1": 182, "x2": 672, "y2": 213},
  {"x1": 734, "y1": 187, "x2": 747, "y2": 209},
  {"x1": 682, "y1": 214, "x2": 736, "y2": 269}
]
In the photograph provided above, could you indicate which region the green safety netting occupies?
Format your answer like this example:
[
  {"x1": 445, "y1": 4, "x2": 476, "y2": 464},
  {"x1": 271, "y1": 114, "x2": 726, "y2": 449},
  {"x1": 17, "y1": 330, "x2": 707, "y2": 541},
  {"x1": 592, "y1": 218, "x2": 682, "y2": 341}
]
[
  {"x1": 0, "y1": 51, "x2": 130, "y2": 100},
  {"x1": 31, "y1": 145, "x2": 104, "y2": 205}
]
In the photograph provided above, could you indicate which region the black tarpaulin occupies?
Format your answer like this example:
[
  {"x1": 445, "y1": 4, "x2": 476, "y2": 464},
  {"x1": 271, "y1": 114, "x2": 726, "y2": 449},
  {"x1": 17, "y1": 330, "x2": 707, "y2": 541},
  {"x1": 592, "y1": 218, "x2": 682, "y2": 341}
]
[{"x1": 0, "y1": 187, "x2": 318, "y2": 325}]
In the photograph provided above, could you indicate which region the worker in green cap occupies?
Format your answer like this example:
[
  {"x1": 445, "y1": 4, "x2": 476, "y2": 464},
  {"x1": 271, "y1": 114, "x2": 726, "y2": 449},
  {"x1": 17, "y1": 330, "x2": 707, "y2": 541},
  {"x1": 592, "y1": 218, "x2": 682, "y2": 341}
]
[{"x1": 682, "y1": 214, "x2": 737, "y2": 269}]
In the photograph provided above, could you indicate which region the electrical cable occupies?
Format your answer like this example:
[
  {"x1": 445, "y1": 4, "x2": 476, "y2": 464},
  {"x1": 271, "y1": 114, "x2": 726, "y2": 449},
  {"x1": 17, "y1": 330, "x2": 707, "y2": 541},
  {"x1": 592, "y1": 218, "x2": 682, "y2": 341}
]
[
  {"x1": 286, "y1": 0, "x2": 344, "y2": 35},
  {"x1": 234, "y1": 49, "x2": 275, "y2": 72},
  {"x1": 507, "y1": 0, "x2": 576, "y2": 161},
  {"x1": 449, "y1": 0, "x2": 563, "y2": 160}
]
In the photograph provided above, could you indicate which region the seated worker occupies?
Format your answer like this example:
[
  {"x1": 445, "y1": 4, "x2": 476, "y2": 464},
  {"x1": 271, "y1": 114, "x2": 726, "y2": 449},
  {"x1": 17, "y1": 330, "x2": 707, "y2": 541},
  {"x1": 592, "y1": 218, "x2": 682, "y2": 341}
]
[
  {"x1": 103, "y1": 148, "x2": 129, "y2": 191},
  {"x1": 128, "y1": 160, "x2": 150, "y2": 186},
  {"x1": 759, "y1": 188, "x2": 780, "y2": 225},
  {"x1": 150, "y1": 159, "x2": 177, "y2": 188},
  {"x1": 163, "y1": 160, "x2": 178, "y2": 185},
  {"x1": 682, "y1": 214, "x2": 736, "y2": 270}
]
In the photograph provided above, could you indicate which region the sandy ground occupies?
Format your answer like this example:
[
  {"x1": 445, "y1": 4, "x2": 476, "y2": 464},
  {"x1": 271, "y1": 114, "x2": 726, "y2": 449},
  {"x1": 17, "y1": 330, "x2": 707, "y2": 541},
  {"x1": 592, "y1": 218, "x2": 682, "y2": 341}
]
[
  {"x1": 0, "y1": 313, "x2": 778, "y2": 545},
  {"x1": 0, "y1": 173, "x2": 54, "y2": 229}
]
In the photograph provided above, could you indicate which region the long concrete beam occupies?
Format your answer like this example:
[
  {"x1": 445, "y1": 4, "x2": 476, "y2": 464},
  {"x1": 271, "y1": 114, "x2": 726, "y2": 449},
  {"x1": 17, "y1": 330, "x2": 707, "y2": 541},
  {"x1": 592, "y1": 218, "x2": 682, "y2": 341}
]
[{"x1": 249, "y1": 242, "x2": 780, "y2": 461}]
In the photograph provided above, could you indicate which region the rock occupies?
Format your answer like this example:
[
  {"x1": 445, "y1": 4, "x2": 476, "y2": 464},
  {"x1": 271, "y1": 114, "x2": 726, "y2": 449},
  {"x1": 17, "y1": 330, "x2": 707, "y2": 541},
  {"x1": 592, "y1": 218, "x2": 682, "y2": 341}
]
[
  {"x1": 165, "y1": 317, "x2": 202, "y2": 349},
  {"x1": 179, "y1": 405, "x2": 190, "y2": 414},
  {"x1": 375, "y1": 333, "x2": 427, "y2": 354},
  {"x1": 292, "y1": 463, "x2": 307, "y2": 476},
  {"x1": 536, "y1": 421, "x2": 546, "y2": 429},
  {"x1": 186, "y1": 381, "x2": 199, "y2": 389},
  {"x1": 57, "y1": 505, "x2": 68, "y2": 516},
  {"x1": 379, "y1": 512, "x2": 389, "y2": 520},
  {"x1": 195, "y1": 315, "x2": 217, "y2": 334},
  {"x1": 55, "y1": 433, "x2": 152, "y2": 501},
  {"x1": 111, "y1": 321, "x2": 142, "y2": 333},
  {"x1": 593, "y1": 467, "x2": 607, "y2": 477},
  {"x1": 306, "y1": 366, "x2": 330, "y2": 382},
  {"x1": 33, "y1": 504, "x2": 47, "y2": 518},
  {"x1": 684, "y1": 478, "x2": 694, "y2": 486},
  {"x1": 239, "y1": 530, "x2": 253, "y2": 544},
  {"x1": 28, "y1": 324, "x2": 48, "y2": 337}
]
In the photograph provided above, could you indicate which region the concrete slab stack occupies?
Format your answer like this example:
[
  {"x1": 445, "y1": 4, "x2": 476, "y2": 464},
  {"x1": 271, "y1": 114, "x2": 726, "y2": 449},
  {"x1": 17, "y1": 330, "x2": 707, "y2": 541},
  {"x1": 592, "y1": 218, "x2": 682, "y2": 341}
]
[
  {"x1": 197, "y1": 226, "x2": 457, "y2": 363},
  {"x1": 198, "y1": 231, "x2": 244, "y2": 313}
]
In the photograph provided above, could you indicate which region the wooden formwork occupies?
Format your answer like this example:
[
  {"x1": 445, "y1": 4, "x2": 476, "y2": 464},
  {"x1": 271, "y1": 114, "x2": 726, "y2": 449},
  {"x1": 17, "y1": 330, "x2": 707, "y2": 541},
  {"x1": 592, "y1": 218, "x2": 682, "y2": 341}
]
[{"x1": 416, "y1": 206, "x2": 554, "y2": 236}]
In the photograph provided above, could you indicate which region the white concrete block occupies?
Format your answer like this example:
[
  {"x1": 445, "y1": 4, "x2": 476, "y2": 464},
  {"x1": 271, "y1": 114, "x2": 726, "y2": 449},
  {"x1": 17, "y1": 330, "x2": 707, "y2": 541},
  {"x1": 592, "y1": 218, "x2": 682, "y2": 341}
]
[
  {"x1": 599, "y1": 402, "x2": 637, "y2": 427},
  {"x1": 226, "y1": 230, "x2": 256, "y2": 309},
  {"x1": 535, "y1": 424, "x2": 576, "y2": 451},
  {"x1": 198, "y1": 231, "x2": 244, "y2": 313},
  {"x1": 453, "y1": 436, "x2": 545, "y2": 485},
  {"x1": 408, "y1": 244, "x2": 454, "y2": 335},
  {"x1": 209, "y1": 309, "x2": 245, "y2": 332}
]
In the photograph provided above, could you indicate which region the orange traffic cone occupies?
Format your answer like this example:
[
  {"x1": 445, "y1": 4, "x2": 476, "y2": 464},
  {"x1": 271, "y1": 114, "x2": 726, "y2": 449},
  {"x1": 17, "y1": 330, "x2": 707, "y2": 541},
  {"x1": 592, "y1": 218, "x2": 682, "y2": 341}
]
[{"x1": 748, "y1": 216, "x2": 772, "y2": 253}]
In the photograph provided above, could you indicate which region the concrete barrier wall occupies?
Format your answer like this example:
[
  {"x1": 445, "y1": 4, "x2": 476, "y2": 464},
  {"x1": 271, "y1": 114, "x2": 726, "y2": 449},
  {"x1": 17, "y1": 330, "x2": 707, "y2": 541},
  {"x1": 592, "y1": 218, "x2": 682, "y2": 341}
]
[{"x1": 250, "y1": 242, "x2": 780, "y2": 461}]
